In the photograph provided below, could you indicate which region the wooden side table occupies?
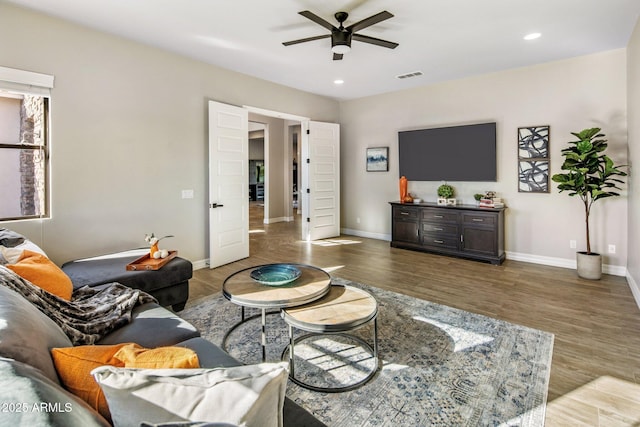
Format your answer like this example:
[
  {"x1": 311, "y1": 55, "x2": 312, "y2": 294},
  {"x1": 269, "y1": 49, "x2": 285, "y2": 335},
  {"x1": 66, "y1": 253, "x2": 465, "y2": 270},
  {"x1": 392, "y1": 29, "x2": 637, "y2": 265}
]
[
  {"x1": 222, "y1": 263, "x2": 331, "y2": 362},
  {"x1": 281, "y1": 284, "x2": 379, "y2": 392}
]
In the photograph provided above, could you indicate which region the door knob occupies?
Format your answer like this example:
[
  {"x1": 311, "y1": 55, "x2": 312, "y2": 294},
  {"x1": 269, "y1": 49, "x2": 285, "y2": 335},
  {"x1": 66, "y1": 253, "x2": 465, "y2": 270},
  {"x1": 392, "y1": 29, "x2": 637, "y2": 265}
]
[{"x1": 210, "y1": 203, "x2": 224, "y2": 208}]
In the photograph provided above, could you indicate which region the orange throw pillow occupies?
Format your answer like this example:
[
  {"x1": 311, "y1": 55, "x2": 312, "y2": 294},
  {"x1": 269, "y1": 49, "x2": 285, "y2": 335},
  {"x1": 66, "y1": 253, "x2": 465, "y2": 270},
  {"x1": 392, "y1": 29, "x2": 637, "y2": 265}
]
[
  {"x1": 51, "y1": 344, "x2": 200, "y2": 421},
  {"x1": 6, "y1": 250, "x2": 73, "y2": 300},
  {"x1": 113, "y1": 343, "x2": 200, "y2": 369},
  {"x1": 51, "y1": 344, "x2": 129, "y2": 421}
]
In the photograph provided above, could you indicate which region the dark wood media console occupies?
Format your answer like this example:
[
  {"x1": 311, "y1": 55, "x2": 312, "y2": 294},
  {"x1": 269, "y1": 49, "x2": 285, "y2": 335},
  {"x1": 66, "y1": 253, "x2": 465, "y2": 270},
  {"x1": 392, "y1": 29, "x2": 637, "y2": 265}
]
[{"x1": 389, "y1": 202, "x2": 506, "y2": 265}]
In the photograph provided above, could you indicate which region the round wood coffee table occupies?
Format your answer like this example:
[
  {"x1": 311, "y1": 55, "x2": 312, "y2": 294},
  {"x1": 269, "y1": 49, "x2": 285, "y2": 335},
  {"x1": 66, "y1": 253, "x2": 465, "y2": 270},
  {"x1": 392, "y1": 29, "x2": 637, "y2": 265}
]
[
  {"x1": 281, "y1": 284, "x2": 379, "y2": 392},
  {"x1": 222, "y1": 263, "x2": 331, "y2": 362}
]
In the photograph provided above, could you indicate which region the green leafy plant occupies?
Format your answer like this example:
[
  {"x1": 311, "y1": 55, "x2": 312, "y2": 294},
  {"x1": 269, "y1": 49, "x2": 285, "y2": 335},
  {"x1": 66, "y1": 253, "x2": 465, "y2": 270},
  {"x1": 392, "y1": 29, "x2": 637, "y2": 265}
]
[
  {"x1": 551, "y1": 128, "x2": 626, "y2": 254},
  {"x1": 437, "y1": 184, "x2": 455, "y2": 198},
  {"x1": 473, "y1": 193, "x2": 484, "y2": 201}
]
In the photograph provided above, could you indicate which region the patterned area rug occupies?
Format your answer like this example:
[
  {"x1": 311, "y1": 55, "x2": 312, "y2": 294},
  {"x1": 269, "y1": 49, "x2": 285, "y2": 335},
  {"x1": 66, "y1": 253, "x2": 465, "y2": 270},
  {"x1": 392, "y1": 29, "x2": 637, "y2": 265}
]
[{"x1": 181, "y1": 277, "x2": 554, "y2": 426}]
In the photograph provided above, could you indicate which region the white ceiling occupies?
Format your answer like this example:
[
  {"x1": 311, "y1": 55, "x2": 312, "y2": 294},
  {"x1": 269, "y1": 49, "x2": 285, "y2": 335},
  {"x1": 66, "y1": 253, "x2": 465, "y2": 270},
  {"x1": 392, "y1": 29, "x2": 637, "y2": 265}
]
[{"x1": 7, "y1": 0, "x2": 640, "y2": 101}]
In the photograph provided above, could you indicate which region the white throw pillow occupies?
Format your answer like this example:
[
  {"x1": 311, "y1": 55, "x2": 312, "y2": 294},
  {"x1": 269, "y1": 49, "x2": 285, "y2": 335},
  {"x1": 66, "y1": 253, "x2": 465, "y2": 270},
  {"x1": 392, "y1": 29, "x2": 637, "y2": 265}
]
[
  {"x1": 0, "y1": 241, "x2": 48, "y2": 264},
  {"x1": 92, "y1": 362, "x2": 288, "y2": 427}
]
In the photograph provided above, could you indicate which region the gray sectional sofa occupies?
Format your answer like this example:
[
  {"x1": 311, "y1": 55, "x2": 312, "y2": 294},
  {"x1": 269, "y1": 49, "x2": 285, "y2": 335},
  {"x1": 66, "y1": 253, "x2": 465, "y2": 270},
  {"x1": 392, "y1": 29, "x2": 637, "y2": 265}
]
[{"x1": 0, "y1": 229, "x2": 325, "y2": 426}]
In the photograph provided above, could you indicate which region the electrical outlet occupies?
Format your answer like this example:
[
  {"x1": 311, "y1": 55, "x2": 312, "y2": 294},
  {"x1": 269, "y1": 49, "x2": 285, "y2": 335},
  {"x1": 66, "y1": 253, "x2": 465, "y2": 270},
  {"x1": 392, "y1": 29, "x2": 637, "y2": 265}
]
[
  {"x1": 569, "y1": 240, "x2": 576, "y2": 249},
  {"x1": 181, "y1": 189, "x2": 194, "y2": 199},
  {"x1": 608, "y1": 244, "x2": 616, "y2": 254},
  {"x1": 356, "y1": 217, "x2": 361, "y2": 224}
]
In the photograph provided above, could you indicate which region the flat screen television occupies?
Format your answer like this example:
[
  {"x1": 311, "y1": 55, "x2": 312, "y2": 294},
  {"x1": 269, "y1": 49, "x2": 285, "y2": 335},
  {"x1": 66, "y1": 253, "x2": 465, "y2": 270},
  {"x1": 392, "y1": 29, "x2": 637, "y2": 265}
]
[{"x1": 398, "y1": 122, "x2": 497, "y2": 181}]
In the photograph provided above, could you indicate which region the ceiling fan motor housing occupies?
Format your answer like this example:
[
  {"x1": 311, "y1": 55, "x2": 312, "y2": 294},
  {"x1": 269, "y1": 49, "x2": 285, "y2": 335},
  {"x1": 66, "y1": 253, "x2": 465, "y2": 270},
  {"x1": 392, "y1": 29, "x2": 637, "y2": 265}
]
[{"x1": 332, "y1": 29, "x2": 352, "y2": 51}]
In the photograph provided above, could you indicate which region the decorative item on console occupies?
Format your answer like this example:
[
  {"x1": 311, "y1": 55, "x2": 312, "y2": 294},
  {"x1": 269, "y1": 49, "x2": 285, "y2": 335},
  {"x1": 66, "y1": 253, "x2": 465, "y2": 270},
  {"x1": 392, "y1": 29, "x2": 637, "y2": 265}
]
[
  {"x1": 437, "y1": 184, "x2": 456, "y2": 206},
  {"x1": 144, "y1": 233, "x2": 174, "y2": 259},
  {"x1": 399, "y1": 176, "x2": 408, "y2": 203},
  {"x1": 478, "y1": 191, "x2": 505, "y2": 208}
]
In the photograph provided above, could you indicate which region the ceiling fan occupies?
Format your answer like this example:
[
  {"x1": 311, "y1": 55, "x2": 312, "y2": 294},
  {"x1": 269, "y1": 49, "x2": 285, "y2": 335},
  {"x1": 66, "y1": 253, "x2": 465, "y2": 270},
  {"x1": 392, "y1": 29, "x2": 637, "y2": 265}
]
[{"x1": 282, "y1": 10, "x2": 398, "y2": 60}]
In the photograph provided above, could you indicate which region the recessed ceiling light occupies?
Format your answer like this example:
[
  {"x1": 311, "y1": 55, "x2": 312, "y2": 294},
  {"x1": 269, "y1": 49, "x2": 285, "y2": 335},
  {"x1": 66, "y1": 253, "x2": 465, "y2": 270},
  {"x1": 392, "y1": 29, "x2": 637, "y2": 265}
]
[
  {"x1": 334, "y1": 79, "x2": 344, "y2": 85},
  {"x1": 524, "y1": 33, "x2": 541, "y2": 41}
]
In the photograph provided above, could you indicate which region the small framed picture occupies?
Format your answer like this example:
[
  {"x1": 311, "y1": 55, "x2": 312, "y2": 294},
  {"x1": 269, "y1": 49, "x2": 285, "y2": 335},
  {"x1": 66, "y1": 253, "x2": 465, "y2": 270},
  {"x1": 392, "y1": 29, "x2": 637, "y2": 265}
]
[{"x1": 366, "y1": 147, "x2": 389, "y2": 172}]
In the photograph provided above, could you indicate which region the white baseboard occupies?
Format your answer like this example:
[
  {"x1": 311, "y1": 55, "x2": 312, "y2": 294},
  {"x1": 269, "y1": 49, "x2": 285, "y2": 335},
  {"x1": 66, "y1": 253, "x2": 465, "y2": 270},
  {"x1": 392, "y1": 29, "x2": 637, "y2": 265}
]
[
  {"x1": 505, "y1": 251, "x2": 627, "y2": 277},
  {"x1": 339, "y1": 230, "x2": 629, "y2": 277},
  {"x1": 340, "y1": 228, "x2": 391, "y2": 241},
  {"x1": 192, "y1": 259, "x2": 208, "y2": 270},
  {"x1": 263, "y1": 216, "x2": 292, "y2": 224},
  {"x1": 628, "y1": 272, "x2": 640, "y2": 309}
]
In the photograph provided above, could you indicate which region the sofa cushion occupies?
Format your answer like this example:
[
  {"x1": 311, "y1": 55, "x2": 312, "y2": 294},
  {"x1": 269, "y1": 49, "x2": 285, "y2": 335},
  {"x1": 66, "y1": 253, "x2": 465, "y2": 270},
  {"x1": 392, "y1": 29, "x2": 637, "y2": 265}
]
[
  {"x1": 62, "y1": 249, "x2": 193, "y2": 293},
  {"x1": 92, "y1": 362, "x2": 289, "y2": 427},
  {"x1": 97, "y1": 302, "x2": 199, "y2": 347},
  {"x1": 177, "y1": 337, "x2": 242, "y2": 369},
  {"x1": 0, "y1": 357, "x2": 109, "y2": 427},
  {"x1": 52, "y1": 343, "x2": 201, "y2": 422},
  {"x1": 5, "y1": 250, "x2": 73, "y2": 300},
  {"x1": 0, "y1": 282, "x2": 73, "y2": 384}
]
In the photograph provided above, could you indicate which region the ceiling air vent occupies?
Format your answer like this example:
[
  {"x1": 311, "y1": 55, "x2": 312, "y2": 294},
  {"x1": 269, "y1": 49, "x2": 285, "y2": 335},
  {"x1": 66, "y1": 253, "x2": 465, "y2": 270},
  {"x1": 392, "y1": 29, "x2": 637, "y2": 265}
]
[{"x1": 396, "y1": 71, "x2": 423, "y2": 79}]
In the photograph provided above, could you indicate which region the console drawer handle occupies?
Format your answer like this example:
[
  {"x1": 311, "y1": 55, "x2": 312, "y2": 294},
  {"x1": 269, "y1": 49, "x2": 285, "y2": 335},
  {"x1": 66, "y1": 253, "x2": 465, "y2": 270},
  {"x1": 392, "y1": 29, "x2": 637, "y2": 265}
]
[
  {"x1": 472, "y1": 218, "x2": 484, "y2": 222},
  {"x1": 434, "y1": 239, "x2": 444, "y2": 244},
  {"x1": 433, "y1": 227, "x2": 443, "y2": 231},
  {"x1": 433, "y1": 215, "x2": 444, "y2": 218},
  {"x1": 400, "y1": 212, "x2": 409, "y2": 216}
]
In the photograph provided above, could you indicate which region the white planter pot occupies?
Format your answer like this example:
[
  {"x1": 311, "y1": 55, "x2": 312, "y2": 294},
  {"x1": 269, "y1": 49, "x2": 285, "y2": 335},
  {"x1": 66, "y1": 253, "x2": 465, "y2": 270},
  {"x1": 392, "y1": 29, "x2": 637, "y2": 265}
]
[{"x1": 576, "y1": 252, "x2": 602, "y2": 280}]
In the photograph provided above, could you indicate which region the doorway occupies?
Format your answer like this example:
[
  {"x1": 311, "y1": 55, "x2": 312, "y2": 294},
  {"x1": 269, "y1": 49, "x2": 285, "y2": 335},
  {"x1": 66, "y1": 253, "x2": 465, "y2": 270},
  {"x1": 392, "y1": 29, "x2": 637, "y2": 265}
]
[{"x1": 208, "y1": 101, "x2": 339, "y2": 268}]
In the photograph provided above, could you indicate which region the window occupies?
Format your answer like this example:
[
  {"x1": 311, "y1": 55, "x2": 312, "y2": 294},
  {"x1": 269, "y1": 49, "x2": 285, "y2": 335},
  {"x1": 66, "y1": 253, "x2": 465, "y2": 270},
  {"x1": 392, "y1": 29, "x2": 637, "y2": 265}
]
[{"x1": 0, "y1": 66, "x2": 53, "y2": 221}]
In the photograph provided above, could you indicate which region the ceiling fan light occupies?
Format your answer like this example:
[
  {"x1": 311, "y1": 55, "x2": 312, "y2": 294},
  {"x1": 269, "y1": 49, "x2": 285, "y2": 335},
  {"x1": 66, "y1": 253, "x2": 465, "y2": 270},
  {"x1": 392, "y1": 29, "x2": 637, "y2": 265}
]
[{"x1": 331, "y1": 44, "x2": 351, "y2": 54}]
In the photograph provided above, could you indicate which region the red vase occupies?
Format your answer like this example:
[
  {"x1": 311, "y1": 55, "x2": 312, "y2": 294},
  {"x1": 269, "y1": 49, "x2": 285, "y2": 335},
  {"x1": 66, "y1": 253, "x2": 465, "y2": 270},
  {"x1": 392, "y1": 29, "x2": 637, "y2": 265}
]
[{"x1": 399, "y1": 176, "x2": 408, "y2": 203}]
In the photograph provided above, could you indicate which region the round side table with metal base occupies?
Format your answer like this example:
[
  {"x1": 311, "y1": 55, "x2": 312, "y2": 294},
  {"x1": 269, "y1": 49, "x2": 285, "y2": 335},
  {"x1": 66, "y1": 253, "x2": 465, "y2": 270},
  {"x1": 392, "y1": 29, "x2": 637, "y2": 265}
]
[
  {"x1": 222, "y1": 263, "x2": 331, "y2": 363},
  {"x1": 281, "y1": 284, "x2": 379, "y2": 393}
]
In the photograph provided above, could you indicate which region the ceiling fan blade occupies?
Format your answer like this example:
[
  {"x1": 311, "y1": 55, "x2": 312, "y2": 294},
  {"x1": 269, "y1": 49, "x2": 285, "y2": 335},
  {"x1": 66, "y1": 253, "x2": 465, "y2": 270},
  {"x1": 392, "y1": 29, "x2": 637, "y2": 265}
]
[
  {"x1": 346, "y1": 11, "x2": 393, "y2": 33},
  {"x1": 299, "y1": 10, "x2": 337, "y2": 31},
  {"x1": 352, "y1": 33, "x2": 398, "y2": 49},
  {"x1": 283, "y1": 34, "x2": 331, "y2": 46},
  {"x1": 333, "y1": 53, "x2": 343, "y2": 61}
]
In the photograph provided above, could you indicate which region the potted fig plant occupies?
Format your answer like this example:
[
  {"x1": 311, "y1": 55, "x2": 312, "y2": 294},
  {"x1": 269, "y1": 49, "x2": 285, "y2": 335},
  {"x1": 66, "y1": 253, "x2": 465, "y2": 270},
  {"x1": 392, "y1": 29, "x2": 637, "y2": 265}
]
[{"x1": 551, "y1": 127, "x2": 626, "y2": 279}]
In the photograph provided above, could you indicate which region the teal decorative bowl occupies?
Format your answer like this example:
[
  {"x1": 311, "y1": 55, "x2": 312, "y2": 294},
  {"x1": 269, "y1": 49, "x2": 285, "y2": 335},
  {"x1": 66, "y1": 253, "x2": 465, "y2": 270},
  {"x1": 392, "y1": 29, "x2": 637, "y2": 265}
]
[{"x1": 250, "y1": 264, "x2": 301, "y2": 286}]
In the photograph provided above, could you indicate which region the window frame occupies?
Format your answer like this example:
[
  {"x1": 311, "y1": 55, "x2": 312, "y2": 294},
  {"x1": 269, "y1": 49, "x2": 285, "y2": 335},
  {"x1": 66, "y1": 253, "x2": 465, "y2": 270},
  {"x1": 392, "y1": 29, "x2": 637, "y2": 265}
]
[{"x1": 0, "y1": 93, "x2": 51, "y2": 221}]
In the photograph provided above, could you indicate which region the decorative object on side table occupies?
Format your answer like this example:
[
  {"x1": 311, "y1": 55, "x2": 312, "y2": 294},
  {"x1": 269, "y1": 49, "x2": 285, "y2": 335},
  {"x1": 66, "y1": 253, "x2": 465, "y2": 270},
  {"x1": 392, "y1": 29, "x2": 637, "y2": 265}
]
[
  {"x1": 437, "y1": 184, "x2": 456, "y2": 206},
  {"x1": 551, "y1": 127, "x2": 627, "y2": 280},
  {"x1": 366, "y1": 147, "x2": 389, "y2": 172},
  {"x1": 518, "y1": 125, "x2": 550, "y2": 193},
  {"x1": 144, "y1": 233, "x2": 174, "y2": 259},
  {"x1": 250, "y1": 264, "x2": 301, "y2": 286}
]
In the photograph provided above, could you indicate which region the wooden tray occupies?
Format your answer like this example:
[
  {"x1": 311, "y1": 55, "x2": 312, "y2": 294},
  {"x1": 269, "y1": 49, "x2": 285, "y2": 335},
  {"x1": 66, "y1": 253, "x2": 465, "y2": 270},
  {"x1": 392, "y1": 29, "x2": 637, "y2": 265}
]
[{"x1": 126, "y1": 250, "x2": 177, "y2": 271}]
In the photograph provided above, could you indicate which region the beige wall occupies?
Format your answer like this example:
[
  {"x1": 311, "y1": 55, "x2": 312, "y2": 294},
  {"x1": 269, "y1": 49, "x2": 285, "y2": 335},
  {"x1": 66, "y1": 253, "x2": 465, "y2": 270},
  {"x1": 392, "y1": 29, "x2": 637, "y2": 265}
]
[
  {"x1": 0, "y1": 4, "x2": 339, "y2": 264},
  {"x1": 248, "y1": 113, "x2": 290, "y2": 223},
  {"x1": 628, "y1": 18, "x2": 640, "y2": 291},
  {"x1": 339, "y1": 49, "x2": 629, "y2": 272}
]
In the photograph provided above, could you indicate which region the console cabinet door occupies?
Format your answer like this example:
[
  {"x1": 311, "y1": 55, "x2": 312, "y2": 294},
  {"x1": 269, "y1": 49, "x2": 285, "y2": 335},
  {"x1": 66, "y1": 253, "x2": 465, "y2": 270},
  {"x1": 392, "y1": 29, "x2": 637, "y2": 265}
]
[
  {"x1": 392, "y1": 206, "x2": 419, "y2": 244},
  {"x1": 460, "y1": 212, "x2": 498, "y2": 256},
  {"x1": 394, "y1": 220, "x2": 420, "y2": 244}
]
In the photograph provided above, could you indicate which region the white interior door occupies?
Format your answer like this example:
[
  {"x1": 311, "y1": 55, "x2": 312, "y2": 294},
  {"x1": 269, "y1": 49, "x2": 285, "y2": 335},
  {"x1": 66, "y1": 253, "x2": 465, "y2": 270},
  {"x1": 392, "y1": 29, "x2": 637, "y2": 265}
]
[
  {"x1": 208, "y1": 100, "x2": 249, "y2": 268},
  {"x1": 301, "y1": 121, "x2": 340, "y2": 241}
]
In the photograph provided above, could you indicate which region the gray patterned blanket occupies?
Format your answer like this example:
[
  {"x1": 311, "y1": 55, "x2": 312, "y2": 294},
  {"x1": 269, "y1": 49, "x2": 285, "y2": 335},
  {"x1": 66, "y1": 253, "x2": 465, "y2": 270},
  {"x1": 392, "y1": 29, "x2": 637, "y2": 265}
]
[{"x1": 0, "y1": 266, "x2": 156, "y2": 345}]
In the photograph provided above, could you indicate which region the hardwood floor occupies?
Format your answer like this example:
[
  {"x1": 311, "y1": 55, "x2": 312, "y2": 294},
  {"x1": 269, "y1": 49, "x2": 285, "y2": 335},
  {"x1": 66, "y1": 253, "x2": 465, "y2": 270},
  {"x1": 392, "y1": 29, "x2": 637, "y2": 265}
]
[{"x1": 191, "y1": 203, "x2": 640, "y2": 426}]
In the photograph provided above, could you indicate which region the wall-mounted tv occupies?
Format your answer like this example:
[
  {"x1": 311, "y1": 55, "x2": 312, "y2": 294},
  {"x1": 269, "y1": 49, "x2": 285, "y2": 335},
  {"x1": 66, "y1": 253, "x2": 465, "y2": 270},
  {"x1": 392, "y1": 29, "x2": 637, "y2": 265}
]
[{"x1": 398, "y1": 122, "x2": 497, "y2": 182}]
